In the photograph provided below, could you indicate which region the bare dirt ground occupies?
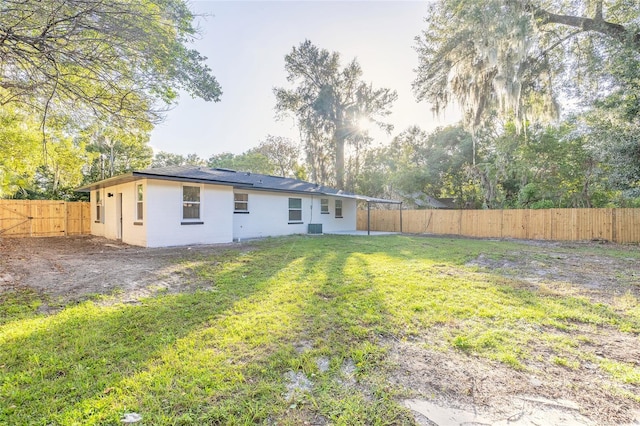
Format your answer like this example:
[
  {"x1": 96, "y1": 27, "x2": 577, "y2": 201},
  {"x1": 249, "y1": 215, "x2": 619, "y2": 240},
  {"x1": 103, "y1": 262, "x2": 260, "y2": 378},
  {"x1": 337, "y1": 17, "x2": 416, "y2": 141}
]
[
  {"x1": 394, "y1": 239, "x2": 640, "y2": 426},
  {"x1": 0, "y1": 235, "x2": 244, "y2": 309},
  {"x1": 1, "y1": 235, "x2": 639, "y2": 425}
]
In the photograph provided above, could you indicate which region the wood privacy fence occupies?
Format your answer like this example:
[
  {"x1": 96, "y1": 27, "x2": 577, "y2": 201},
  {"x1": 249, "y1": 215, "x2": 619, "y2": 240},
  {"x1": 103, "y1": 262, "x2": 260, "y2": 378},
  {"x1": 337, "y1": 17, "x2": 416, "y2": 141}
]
[
  {"x1": 0, "y1": 200, "x2": 90, "y2": 238},
  {"x1": 357, "y1": 208, "x2": 640, "y2": 244}
]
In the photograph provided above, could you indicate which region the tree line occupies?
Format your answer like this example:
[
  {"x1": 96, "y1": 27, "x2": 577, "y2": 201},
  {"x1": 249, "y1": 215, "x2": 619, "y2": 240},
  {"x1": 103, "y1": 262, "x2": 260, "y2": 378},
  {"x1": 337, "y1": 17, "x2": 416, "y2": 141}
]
[{"x1": 1, "y1": 0, "x2": 638, "y2": 208}]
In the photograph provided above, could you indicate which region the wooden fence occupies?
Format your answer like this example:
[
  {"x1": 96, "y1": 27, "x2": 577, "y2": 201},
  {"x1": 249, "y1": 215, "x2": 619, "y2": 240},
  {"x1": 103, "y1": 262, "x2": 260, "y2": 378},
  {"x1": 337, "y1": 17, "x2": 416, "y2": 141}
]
[
  {"x1": 0, "y1": 200, "x2": 91, "y2": 238},
  {"x1": 357, "y1": 208, "x2": 640, "y2": 244}
]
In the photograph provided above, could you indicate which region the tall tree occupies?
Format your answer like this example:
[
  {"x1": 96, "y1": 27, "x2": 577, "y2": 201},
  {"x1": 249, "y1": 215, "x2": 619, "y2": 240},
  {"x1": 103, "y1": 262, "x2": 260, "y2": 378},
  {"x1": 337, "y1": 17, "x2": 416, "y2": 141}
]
[
  {"x1": 255, "y1": 135, "x2": 301, "y2": 178},
  {"x1": 0, "y1": 106, "x2": 42, "y2": 197},
  {"x1": 84, "y1": 124, "x2": 153, "y2": 181},
  {"x1": 0, "y1": 0, "x2": 222, "y2": 129},
  {"x1": 413, "y1": 0, "x2": 640, "y2": 129},
  {"x1": 274, "y1": 40, "x2": 397, "y2": 189},
  {"x1": 152, "y1": 151, "x2": 205, "y2": 168},
  {"x1": 207, "y1": 151, "x2": 275, "y2": 175}
]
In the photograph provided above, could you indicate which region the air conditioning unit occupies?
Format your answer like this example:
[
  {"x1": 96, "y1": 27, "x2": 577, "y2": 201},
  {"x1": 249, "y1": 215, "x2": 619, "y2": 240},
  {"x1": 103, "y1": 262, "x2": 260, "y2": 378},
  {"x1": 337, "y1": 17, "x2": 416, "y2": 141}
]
[{"x1": 308, "y1": 223, "x2": 323, "y2": 234}]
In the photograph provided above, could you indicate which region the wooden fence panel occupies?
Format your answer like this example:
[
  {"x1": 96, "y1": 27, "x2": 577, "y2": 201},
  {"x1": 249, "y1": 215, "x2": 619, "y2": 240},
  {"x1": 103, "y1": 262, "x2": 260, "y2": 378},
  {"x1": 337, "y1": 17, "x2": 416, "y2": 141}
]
[
  {"x1": 402, "y1": 210, "x2": 426, "y2": 234},
  {"x1": 0, "y1": 201, "x2": 31, "y2": 237},
  {"x1": 550, "y1": 209, "x2": 573, "y2": 241},
  {"x1": 502, "y1": 209, "x2": 528, "y2": 239},
  {"x1": 431, "y1": 210, "x2": 461, "y2": 235},
  {"x1": 615, "y1": 209, "x2": 640, "y2": 244},
  {"x1": 32, "y1": 201, "x2": 65, "y2": 236},
  {"x1": 66, "y1": 202, "x2": 90, "y2": 235},
  {"x1": 356, "y1": 207, "x2": 640, "y2": 243},
  {"x1": 0, "y1": 200, "x2": 90, "y2": 238}
]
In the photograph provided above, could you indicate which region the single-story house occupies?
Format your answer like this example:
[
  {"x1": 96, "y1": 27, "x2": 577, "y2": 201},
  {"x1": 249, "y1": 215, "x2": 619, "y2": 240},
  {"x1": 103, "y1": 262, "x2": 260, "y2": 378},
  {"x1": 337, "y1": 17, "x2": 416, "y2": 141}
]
[{"x1": 76, "y1": 166, "x2": 397, "y2": 247}]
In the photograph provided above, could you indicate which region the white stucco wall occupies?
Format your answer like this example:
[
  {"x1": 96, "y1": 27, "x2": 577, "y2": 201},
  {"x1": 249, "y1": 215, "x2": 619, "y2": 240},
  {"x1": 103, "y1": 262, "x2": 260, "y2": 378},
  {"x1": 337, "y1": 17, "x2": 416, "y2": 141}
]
[
  {"x1": 90, "y1": 178, "x2": 358, "y2": 247},
  {"x1": 89, "y1": 181, "x2": 147, "y2": 246},
  {"x1": 310, "y1": 195, "x2": 357, "y2": 233},
  {"x1": 145, "y1": 180, "x2": 234, "y2": 247},
  {"x1": 231, "y1": 191, "x2": 357, "y2": 240}
]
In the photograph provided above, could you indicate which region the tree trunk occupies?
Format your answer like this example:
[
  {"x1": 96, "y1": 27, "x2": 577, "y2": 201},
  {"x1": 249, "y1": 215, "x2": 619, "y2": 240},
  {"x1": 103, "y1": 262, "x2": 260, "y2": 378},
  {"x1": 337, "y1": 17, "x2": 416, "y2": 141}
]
[{"x1": 334, "y1": 133, "x2": 345, "y2": 190}]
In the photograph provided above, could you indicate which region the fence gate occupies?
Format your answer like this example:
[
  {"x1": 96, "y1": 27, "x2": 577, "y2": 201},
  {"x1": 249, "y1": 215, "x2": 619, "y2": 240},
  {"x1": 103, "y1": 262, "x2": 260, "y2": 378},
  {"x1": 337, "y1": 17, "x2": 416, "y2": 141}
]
[{"x1": 0, "y1": 200, "x2": 90, "y2": 237}]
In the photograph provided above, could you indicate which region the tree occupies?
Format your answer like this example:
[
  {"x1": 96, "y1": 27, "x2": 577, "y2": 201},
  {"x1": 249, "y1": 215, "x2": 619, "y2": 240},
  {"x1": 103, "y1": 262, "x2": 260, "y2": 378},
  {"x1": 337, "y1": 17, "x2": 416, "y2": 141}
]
[
  {"x1": 84, "y1": 125, "x2": 153, "y2": 182},
  {"x1": 255, "y1": 135, "x2": 301, "y2": 178},
  {"x1": 413, "y1": 0, "x2": 640, "y2": 129},
  {"x1": 274, "y1": 40, "x2": 397, "y2": 189},
  {"x1": 578, "y1": 94, "x2": 640, "y2": 200},
  {"x1": 0, "y1": 106, "x2": 42, "y2": 197},
  {"x1": 152, "y1": 151, "x2": 205, "y2": 168},
  {"x1": 384, "y1": 125, "x2": 477, "y2": 207},
  {"x1": 207, "y1": 151, "x2": 275, "y2": 175},
  {"x1": 0, "y1": 104, "x2": 101, "y2": 199},
  {"x1": 0, "y1": 0, "x2": 222, "y2": 129}
]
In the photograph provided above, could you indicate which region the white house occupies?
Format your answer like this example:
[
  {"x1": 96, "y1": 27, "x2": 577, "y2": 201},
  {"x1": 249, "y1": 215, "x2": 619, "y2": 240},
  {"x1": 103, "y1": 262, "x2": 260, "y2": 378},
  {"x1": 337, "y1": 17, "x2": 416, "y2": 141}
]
[{"x1": 76, "y1": 166, "x2": 396, "y2": 247}]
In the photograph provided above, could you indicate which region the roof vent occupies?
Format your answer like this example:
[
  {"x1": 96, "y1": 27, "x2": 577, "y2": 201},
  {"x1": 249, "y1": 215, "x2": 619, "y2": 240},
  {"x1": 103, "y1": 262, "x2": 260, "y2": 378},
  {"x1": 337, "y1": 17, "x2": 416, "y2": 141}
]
[{"x1": 246, "y1": 172, "x2": 251, "y2": 176}]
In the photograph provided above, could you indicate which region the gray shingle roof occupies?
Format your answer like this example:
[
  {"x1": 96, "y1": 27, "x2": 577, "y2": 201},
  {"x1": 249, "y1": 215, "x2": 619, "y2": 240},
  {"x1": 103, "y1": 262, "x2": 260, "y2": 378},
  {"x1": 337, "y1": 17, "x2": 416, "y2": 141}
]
[
  {"x1": 76, "y1": 166, "x2": 400, "y2": 204},
  {"x1": 138, "y1": 166, "x2": 341, "y2": 194}
]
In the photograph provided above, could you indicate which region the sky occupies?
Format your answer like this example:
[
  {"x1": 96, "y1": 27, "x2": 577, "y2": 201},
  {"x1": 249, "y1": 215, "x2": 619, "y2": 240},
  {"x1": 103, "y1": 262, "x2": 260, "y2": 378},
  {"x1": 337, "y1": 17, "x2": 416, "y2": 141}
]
[{"x1": 149, "y1": 1, "x2": 461, "y2": 157}]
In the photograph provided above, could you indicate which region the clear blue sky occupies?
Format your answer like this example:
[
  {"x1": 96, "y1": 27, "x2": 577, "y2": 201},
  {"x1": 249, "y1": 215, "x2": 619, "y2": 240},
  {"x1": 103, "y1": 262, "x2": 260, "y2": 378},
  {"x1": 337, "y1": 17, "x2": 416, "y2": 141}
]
[{"x1": 149, "y1": 1, "x2": 460, "y2": 157}]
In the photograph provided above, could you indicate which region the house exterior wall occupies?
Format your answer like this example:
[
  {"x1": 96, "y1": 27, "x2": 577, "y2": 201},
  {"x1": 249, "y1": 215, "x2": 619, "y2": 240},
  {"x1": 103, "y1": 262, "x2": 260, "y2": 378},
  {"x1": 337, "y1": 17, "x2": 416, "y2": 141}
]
[
  {"x1": 90, "y1": 181, "x2": 147, "y2": 246},
  {"x1": 312, "y1": 195, "x2": 357, "y2": 233},
  {"x1": 90, "y1": 178, "x2": 358, "y2": 247},
  {"x1": 231, "y1": 190, "x2": 356, "y2": 240},
  {"x1": 145, "y1": 180, "x2": 234, "y2": 247}
]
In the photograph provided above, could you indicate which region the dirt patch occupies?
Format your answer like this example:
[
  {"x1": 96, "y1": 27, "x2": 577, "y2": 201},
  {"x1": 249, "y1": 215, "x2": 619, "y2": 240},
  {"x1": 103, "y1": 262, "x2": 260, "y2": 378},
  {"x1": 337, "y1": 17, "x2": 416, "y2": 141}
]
[
  {"x1": 0, "y1": 235, "x2": 250, "y2": 309},
  {"x1": 392, "y1": 239, "x2": 640, "y2": 425},
  {"x1": 390, "y1": 338, "x2": 639, "y2": 425},
  {"x1": 466, "y1": 241, "x2": 640, "y2": 305}
]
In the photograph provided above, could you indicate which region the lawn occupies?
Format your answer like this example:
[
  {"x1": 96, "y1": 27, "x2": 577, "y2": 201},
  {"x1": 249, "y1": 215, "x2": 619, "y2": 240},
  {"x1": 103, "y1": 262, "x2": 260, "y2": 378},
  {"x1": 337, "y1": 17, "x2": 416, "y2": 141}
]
[{"x1": 1, "y1": 235, "x2": 639, "y2": 424}]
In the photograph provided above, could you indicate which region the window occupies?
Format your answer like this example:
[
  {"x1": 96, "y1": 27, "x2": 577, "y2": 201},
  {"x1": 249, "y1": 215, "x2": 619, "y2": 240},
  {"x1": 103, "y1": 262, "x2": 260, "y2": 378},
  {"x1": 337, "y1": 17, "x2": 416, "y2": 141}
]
[
  {"x1": 335, "y1": 199, "x2": 343, "y2": 218},
  {"x1": 136, "y1": 184, "x2": 143, "y2": 221},
  {"x1": 183, "y1": 186, "x2": 201, "y2": 219},
  {"x1": 95, "y1": 190, "x2": 103, "y2": 223},
  {"x1": 320, "y1": 198, "x2": 329, "y2": 214},
  {"x1": 288, "y1": 197, "x2": 302, "y2": 223},
  {"x1": 234, "y1": 193, "x2": 248, "y2": 212}
]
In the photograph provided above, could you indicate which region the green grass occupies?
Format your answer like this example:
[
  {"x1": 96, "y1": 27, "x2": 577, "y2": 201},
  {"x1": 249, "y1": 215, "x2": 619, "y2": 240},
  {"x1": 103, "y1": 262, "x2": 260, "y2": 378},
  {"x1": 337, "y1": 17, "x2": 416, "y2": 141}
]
[{"x1": 1, "y1": 235, "x2": 639, "y2": 424}]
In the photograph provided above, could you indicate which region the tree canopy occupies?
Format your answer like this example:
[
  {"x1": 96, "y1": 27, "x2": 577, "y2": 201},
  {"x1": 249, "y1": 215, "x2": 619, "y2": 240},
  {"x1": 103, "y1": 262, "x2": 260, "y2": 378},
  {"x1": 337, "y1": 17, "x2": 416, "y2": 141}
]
[
  {"x1": 274, "y1": 40, "x2": 397, "y2": 189},
  {"x1": 413, "y1": 0, "x2": 640, "y2": 128},
  {"x1": 0, "y1": 0, "x2": 222, "y2": 127},
  {"x1": 0, "y1": 0, "x2": 220, "y2": 198}
]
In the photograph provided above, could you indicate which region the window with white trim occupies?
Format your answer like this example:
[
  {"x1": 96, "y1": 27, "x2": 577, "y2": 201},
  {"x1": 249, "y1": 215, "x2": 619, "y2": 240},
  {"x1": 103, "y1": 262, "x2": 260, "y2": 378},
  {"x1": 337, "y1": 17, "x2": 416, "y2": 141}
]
[
  {"x1": 95, "y1": 190, "x2": 103, "y2": 223},
  {"x1": 183, "y1": 186, "x2": 201, "y2": 220},
  {"x1": 234, "y1": 193, "x2": 248, "y2": 212},
  {"x1": 288, "y1": 197, "x2": 302, "y2": 223},
  {"x1": 136, "y1": 184, "x2": 143, "y2": 221},
  {"x1": 320, "y1": 198, "x2": 329, "y2": 214},
  {"x1": 335, "y1": 199, "x2": 343, "y2": 218}
]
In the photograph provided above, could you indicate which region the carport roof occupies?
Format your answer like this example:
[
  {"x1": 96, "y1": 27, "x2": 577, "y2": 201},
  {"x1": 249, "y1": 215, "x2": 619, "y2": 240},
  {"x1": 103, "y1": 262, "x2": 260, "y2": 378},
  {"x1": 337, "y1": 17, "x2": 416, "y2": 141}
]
[{"x1": 76, "y1": 166, "x2": 401, "y2": 204}]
